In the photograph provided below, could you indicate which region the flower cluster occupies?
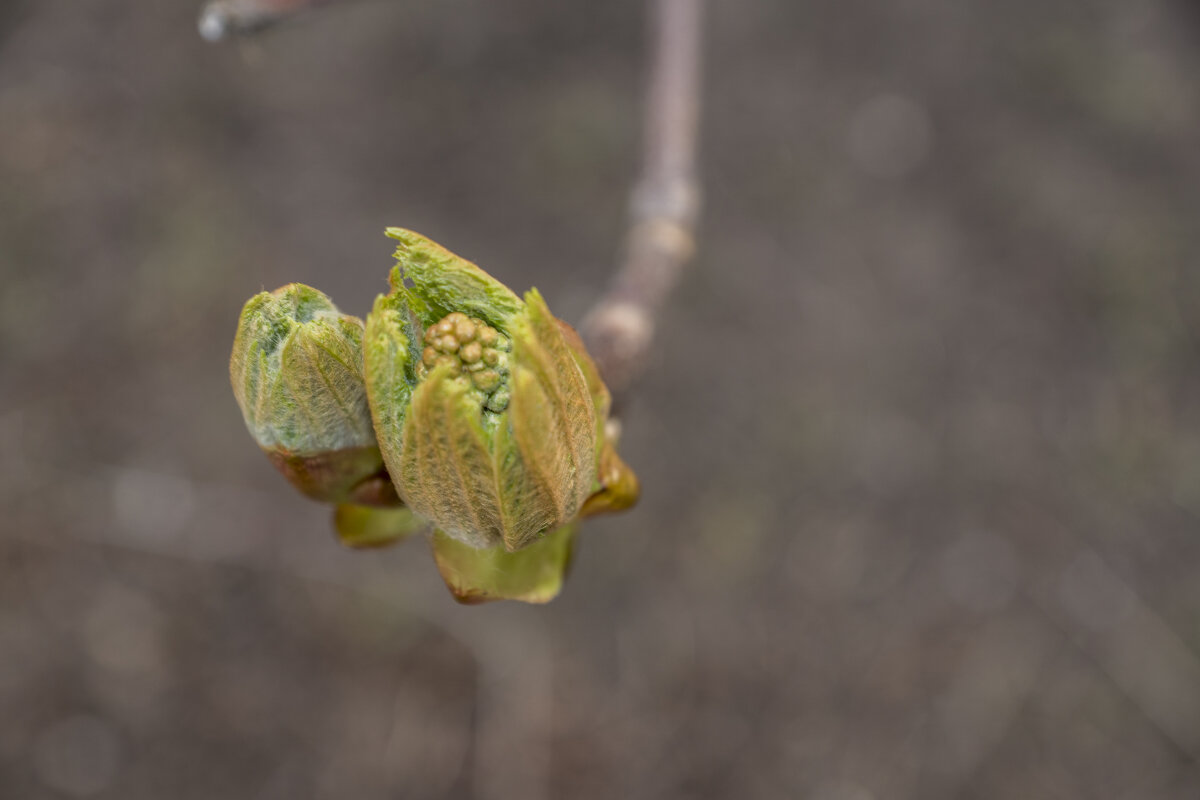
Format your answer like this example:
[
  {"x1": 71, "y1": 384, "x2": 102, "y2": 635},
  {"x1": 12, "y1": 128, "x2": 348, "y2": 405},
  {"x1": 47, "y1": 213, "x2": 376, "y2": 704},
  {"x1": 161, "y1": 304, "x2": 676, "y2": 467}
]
[
  {"x1": 230, "y1": 229, "x2": 638, "y2": 603},
  {"x1": 416, "y1": 312, "x2": 512, "y2": 411}
]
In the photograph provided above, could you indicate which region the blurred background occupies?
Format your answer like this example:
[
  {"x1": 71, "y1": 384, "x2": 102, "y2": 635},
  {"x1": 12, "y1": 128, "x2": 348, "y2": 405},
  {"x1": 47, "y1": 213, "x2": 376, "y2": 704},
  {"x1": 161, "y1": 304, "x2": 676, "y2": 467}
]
[{"x1": 4, "y1": 0, "x2": 1200, "y2": 797}]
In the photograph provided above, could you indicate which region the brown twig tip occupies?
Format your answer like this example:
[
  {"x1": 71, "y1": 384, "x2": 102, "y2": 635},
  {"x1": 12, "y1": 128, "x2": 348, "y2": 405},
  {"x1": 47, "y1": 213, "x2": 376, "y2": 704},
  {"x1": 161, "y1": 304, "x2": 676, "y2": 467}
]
[
  {"x1": 583, "y1": 0, "x2": 704, "y2": 401},
  {"x1": 198, "y1": 0, "x2": 342, "y2": 41}
]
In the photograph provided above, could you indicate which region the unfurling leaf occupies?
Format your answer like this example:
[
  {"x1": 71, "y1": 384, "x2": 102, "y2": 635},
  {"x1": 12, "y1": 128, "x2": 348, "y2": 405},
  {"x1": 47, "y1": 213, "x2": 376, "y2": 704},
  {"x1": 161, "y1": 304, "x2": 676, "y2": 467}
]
[
  {"x1": 334, "y1": 504, "x2": 427, "y2": 549},
  {"x1": 430, "y1": 524, "x2": 577, "y2": 604}
]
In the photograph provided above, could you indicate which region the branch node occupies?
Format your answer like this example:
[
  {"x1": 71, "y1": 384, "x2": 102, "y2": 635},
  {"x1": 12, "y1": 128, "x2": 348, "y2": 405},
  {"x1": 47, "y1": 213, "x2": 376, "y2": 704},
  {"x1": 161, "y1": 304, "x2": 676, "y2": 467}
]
[{"x1": 582, "y1": 0, "x2": 704, "y2": 403}]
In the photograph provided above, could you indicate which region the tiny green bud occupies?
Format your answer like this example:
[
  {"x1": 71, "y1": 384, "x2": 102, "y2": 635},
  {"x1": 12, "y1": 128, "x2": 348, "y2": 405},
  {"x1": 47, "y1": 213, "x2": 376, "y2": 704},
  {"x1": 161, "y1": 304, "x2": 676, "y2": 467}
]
[
  {"x1": 460, "y1": 341, "x2": 483, "y2": 364},
  {"x1": 454, "y1": 317, "x2": 477, "y2": 341},
  {"x1": 471, "y1": 369, "x2": 501, "y2": 393},
  {"x1": 485, "y1": 388, "x2": 510, "y2": 414},
  {"x1": 476, "y1": 325, "x2": 498, "y2": 347}
]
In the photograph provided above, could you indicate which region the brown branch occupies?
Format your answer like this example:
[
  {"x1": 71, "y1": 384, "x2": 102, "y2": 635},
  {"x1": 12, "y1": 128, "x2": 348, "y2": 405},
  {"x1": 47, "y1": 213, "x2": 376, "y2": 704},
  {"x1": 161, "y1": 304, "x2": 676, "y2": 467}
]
[
  {"x1": 198, "y1": 0, "x2": 345, "y2": 41},
  {"x1": 581, "y1": 0, "x2": 704, "y2": 402}
]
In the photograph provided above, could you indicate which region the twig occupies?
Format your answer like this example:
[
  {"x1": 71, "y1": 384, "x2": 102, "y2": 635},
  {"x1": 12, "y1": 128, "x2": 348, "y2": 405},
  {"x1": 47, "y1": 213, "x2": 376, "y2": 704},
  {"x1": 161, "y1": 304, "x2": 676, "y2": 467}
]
[
  {"x1": 582, "y1": 0, "x2": 704, "y2": 402},
  {"x1": 198, "y1": 0, "x2": 344, "y2": 41}
]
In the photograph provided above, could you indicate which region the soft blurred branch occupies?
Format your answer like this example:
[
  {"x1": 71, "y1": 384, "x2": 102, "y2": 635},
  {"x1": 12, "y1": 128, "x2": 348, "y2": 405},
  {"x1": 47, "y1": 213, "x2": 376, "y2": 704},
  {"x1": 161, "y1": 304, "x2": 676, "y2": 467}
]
[
  {"x1": 198, "y1": 0, "x2": 344, "y2": 41},
  {"x1": 582, "y1": 0, "x2": 704, "y2": 401}
]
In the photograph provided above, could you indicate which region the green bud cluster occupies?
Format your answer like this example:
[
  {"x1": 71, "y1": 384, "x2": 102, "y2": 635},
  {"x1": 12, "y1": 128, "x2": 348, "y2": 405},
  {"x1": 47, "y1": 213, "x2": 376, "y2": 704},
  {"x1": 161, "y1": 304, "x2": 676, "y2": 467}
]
[
  {"x1": 231, "y1": 228, "x2": 641, "y2": 604},
  {"x1": 417, "y1": 312, "x2": 512, "y2": 413}
]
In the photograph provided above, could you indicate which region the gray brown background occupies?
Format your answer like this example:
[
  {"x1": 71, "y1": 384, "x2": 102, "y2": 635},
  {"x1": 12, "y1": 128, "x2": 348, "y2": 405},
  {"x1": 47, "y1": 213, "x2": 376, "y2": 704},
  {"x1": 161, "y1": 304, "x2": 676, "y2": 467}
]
[{"x1": 4, "y1": 0, "x2": 1200, "y2": 797}]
